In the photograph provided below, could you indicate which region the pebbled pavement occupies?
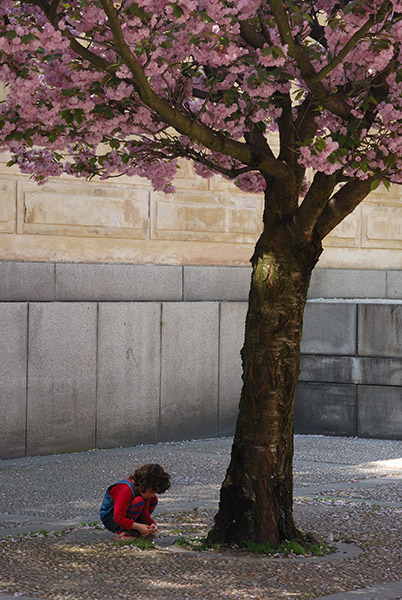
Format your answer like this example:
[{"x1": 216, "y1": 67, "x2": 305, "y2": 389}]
[{"x1": 0, "y1": 435, "x2": 401, "y2": 600}]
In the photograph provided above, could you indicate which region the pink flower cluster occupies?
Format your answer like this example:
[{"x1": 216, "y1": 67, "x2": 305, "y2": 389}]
[{"x1": 299, "y1": 139, "x2": 341, "y2": 175}]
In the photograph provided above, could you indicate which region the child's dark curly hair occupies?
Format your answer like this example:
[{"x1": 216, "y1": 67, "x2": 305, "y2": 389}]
[{"x1": 129, "y1": 463, "x2": 171, "y2": 494}]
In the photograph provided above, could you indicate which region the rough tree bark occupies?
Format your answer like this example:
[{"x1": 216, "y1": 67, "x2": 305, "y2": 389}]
[{"x1": 208, "y1": 202, "x2": 323, "y2": 547}]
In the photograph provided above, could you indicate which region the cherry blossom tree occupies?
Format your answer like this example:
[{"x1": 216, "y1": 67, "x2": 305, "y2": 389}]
[{"x1": 1, "y1": 0, "x2": 402, "y2": 547}]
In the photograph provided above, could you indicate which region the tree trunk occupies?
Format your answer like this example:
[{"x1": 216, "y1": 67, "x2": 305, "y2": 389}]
[{"x1": 208, "y1": 224, "x2": 322, "y2": 547}]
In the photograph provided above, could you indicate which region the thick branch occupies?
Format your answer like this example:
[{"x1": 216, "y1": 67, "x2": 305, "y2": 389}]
[
  {"x1": 21, "y1": 0, "x2": 287, "y2": 180},
  {"x1": 48, "y1": 0, "x2": 61, "y2": 19},
  {"x1": 257, "y1": 7, "x2": 273, "y2": 46},
  {"x1": 277, "y1": 93, "x2": 295, "y2": 164},
  {"x1": 99, "y1": 0, "x2": 289, "y2": 180},
  {"x1": 239, "y1": 20, "x2": 266, "y2": 49},
  {"x1": 294, "y1": 94, "x2": 319, "y2": 144},
  {"x1": 244, "y1": 125, "x2": 276, "y2": 159},
  {"x1": 314, "y1": 177, "x2": 376, "y2": 239},
  {"x1": 293, "y1": 172, "x2": 337, "y2": 236},
  {"x1": 267, "y1": 0, "x2": 351, "y2": 118}
]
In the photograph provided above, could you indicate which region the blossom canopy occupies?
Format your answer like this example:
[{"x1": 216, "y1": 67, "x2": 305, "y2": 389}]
[{"x1": 1, "y1": 0, "x2": 402, "y2": 196}]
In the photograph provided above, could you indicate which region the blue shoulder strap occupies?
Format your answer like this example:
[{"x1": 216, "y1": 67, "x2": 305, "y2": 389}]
[{"x1": 110, "y1": 479, "x2": 137, "y2": 498}]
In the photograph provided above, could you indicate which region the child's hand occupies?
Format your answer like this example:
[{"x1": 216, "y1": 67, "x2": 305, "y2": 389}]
[
  {"x1": 149, "y1": 523, "x2": 158, "y2": 534},
  {"x1": 132, "y1": 523, "x2": 153, "y2": 537}
]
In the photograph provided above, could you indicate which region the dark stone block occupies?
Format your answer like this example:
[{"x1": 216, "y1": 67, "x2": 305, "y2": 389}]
[
  {"x1": 299, "y1": 355, "x2": 359, "y2": 383},
  {"x1": 295, "y1": 382, "x2": 356, "y2": 437},
  {"x1": 357, "y1": 385, "x2": 402, "y2": 440},
  {"x1": 359, "y1": 357, "x2": 402, "y2": 386}
]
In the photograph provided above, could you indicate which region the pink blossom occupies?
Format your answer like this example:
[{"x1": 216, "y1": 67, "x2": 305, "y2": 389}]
[
  {"x1": 235, "y1": 172, "x2": 266, "y2": 193},
  {"x1": 1, "y1": 1, "x2": 402, "y2": 191}
]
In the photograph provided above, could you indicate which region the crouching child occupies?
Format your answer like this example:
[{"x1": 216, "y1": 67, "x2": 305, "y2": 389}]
[{"x1": 100, "y1": 463, "x2": 171, "y2": 541}]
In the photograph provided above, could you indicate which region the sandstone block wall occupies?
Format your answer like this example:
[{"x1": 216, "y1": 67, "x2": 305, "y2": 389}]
[{"x1": 1, "y1": 154, "x2": 402, "y2": 269}]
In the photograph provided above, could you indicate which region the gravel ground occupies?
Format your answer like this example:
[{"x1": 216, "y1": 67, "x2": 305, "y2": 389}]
[
  {"x1": 293, "y1": 436, "x2": 402, "y2": 465},
  {"x1": 0, "y1": 502, "x2": 401, "y2": 600},
  {"x1": 316, "y1": 482, "x2": 402, "y2": 503},
  {"x1": 0, "y1": 435, "x2": 401, "y2": 600}
]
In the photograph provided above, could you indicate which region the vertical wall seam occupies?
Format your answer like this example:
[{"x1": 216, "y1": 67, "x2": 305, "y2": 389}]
[
  {"x1": 54, "y1": 263, "x2": 57, "y2": 301},
  {"x1": 355, "y1": 303, "x2": 359, "y2": 437},
  {"x1": 148, "y1": 190, "x2": 152, "y2": 241},
  {"x1": 25, "y1": 303, "x2": 30, "y2": 456},
  {"x1": 95, "y1": 302, "x2": 99, "y2": 448},
  {"x1": 217, "y1": 302, "x2": 221, "y2": 437},
  {"x1": 158, "y1": 302, "x2": 163, "y2": 441},
  {"x1": 355, "y1": 303, "x2": 359, "y2": 357},
  {"x1": 355, "y1": 384, "x2": 359, "y2": 438},
  {"x1": 182, "y1": 267, "x2": 184, "y2": 302},
  {"x1": 385, "y1": 269, "x2": 389, "y2": 299}
]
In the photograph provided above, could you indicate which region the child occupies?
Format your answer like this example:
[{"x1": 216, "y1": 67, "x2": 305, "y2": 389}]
[{"x1": 100, "y1": 463, "x2": 171, "y2": 541}]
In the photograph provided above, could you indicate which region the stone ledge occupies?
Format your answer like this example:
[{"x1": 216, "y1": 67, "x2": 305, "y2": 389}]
[{"x1": 0, "y1": 262, "x2": 401, "y2": 302}]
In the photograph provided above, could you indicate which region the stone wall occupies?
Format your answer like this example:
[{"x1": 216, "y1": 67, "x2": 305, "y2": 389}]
[
  {"x1": 1, "y1": 154, "x2": 402, "y2": 269},
  {"x1": 297, "y1": 302, "x2": 402, "y2": 440},
  {"x1": 1, "y1": 263, "x2": 401, "y2": 459}
]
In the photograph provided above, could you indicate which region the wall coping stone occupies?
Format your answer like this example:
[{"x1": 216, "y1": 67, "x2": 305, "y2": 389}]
[{"x1": 0, "y1": 261, "x2": 401, "y2": 302}]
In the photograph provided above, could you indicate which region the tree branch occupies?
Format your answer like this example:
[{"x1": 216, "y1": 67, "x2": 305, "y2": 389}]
[
  {"x1": 21, "y1": 0, "x2": 288, "y2": 180},
  {"x1": 311, "y1": 1, "x2": 392, "y2": 82},
  {"x1": 314, "y1": 176, "x2": 376, "y2": 239},
  {"x1": 48, "y1": 0, "x2": 61, "y2": 19},
  {"x1": 19, "y1": 0, "x2": 50, "y2": 11},
  {"x1": 266, "y1": 0, "x2": 351, "y2": 119},
  {"x1": 239, "y1": 19, "x2": 266, "y2": 49},
  {"x1": 294, "y1": 94, "x2": 319, "y2": 144},
  {"x1": 244, "y1": 124, "x2": 276, "y2": 159},
  {"x1": 257, "y1": 7, "x2": 273, "y2": 46},
  {"x1": 98, "y1": 0, "x2": 289, "y2": 180},
  {"x1": 293, "y1": 171, "x2": 337, "y2": 236},
  {"x1": 19, "y1": 0, "x2": 118, "y2": 74},
  {"x1": 277, "y1": 92, "x2": 295, "y2": 164}
]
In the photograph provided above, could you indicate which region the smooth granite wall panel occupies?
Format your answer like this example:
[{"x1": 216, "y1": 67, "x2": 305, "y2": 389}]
[
  {"x1": 97, "y1": 303, "x2": 161, "y2": 448},
  {"x1": 308, "y1": 269, "x2": 386, "y2": 299},
  {"x1": 218, "y1": 302, "x2": 248, "y2": 436},
  {"x1": 160, "y1": 302, "x2": 219, "y2": 441},
  {"x1": 183, "y1": 266, "x2": 251, "y2": 301},
  {"x1": 0, "y1": 262, "x2": 55, "y2": 301},
  {"x1": 0, "y1": 303, "x2": 27, "y2": 458},
  {"x1": 56, "y1": 263, "x2": 182, "y2": 301},
  {"x1": 358, "y1": 304, "x2": 402, "y2": 357},
  {"x1": 26, "y1": 303, "x2": 97, "y2": 455},
  {"x1": 295, "y1": 382, "x2": 356, "y2": 436},
  {"x1": 357, "y1": 385, "x2": 402, "y2": 439},
  {"x1": 301, "y1": 302, "x2": 357, "y2": 355}
]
